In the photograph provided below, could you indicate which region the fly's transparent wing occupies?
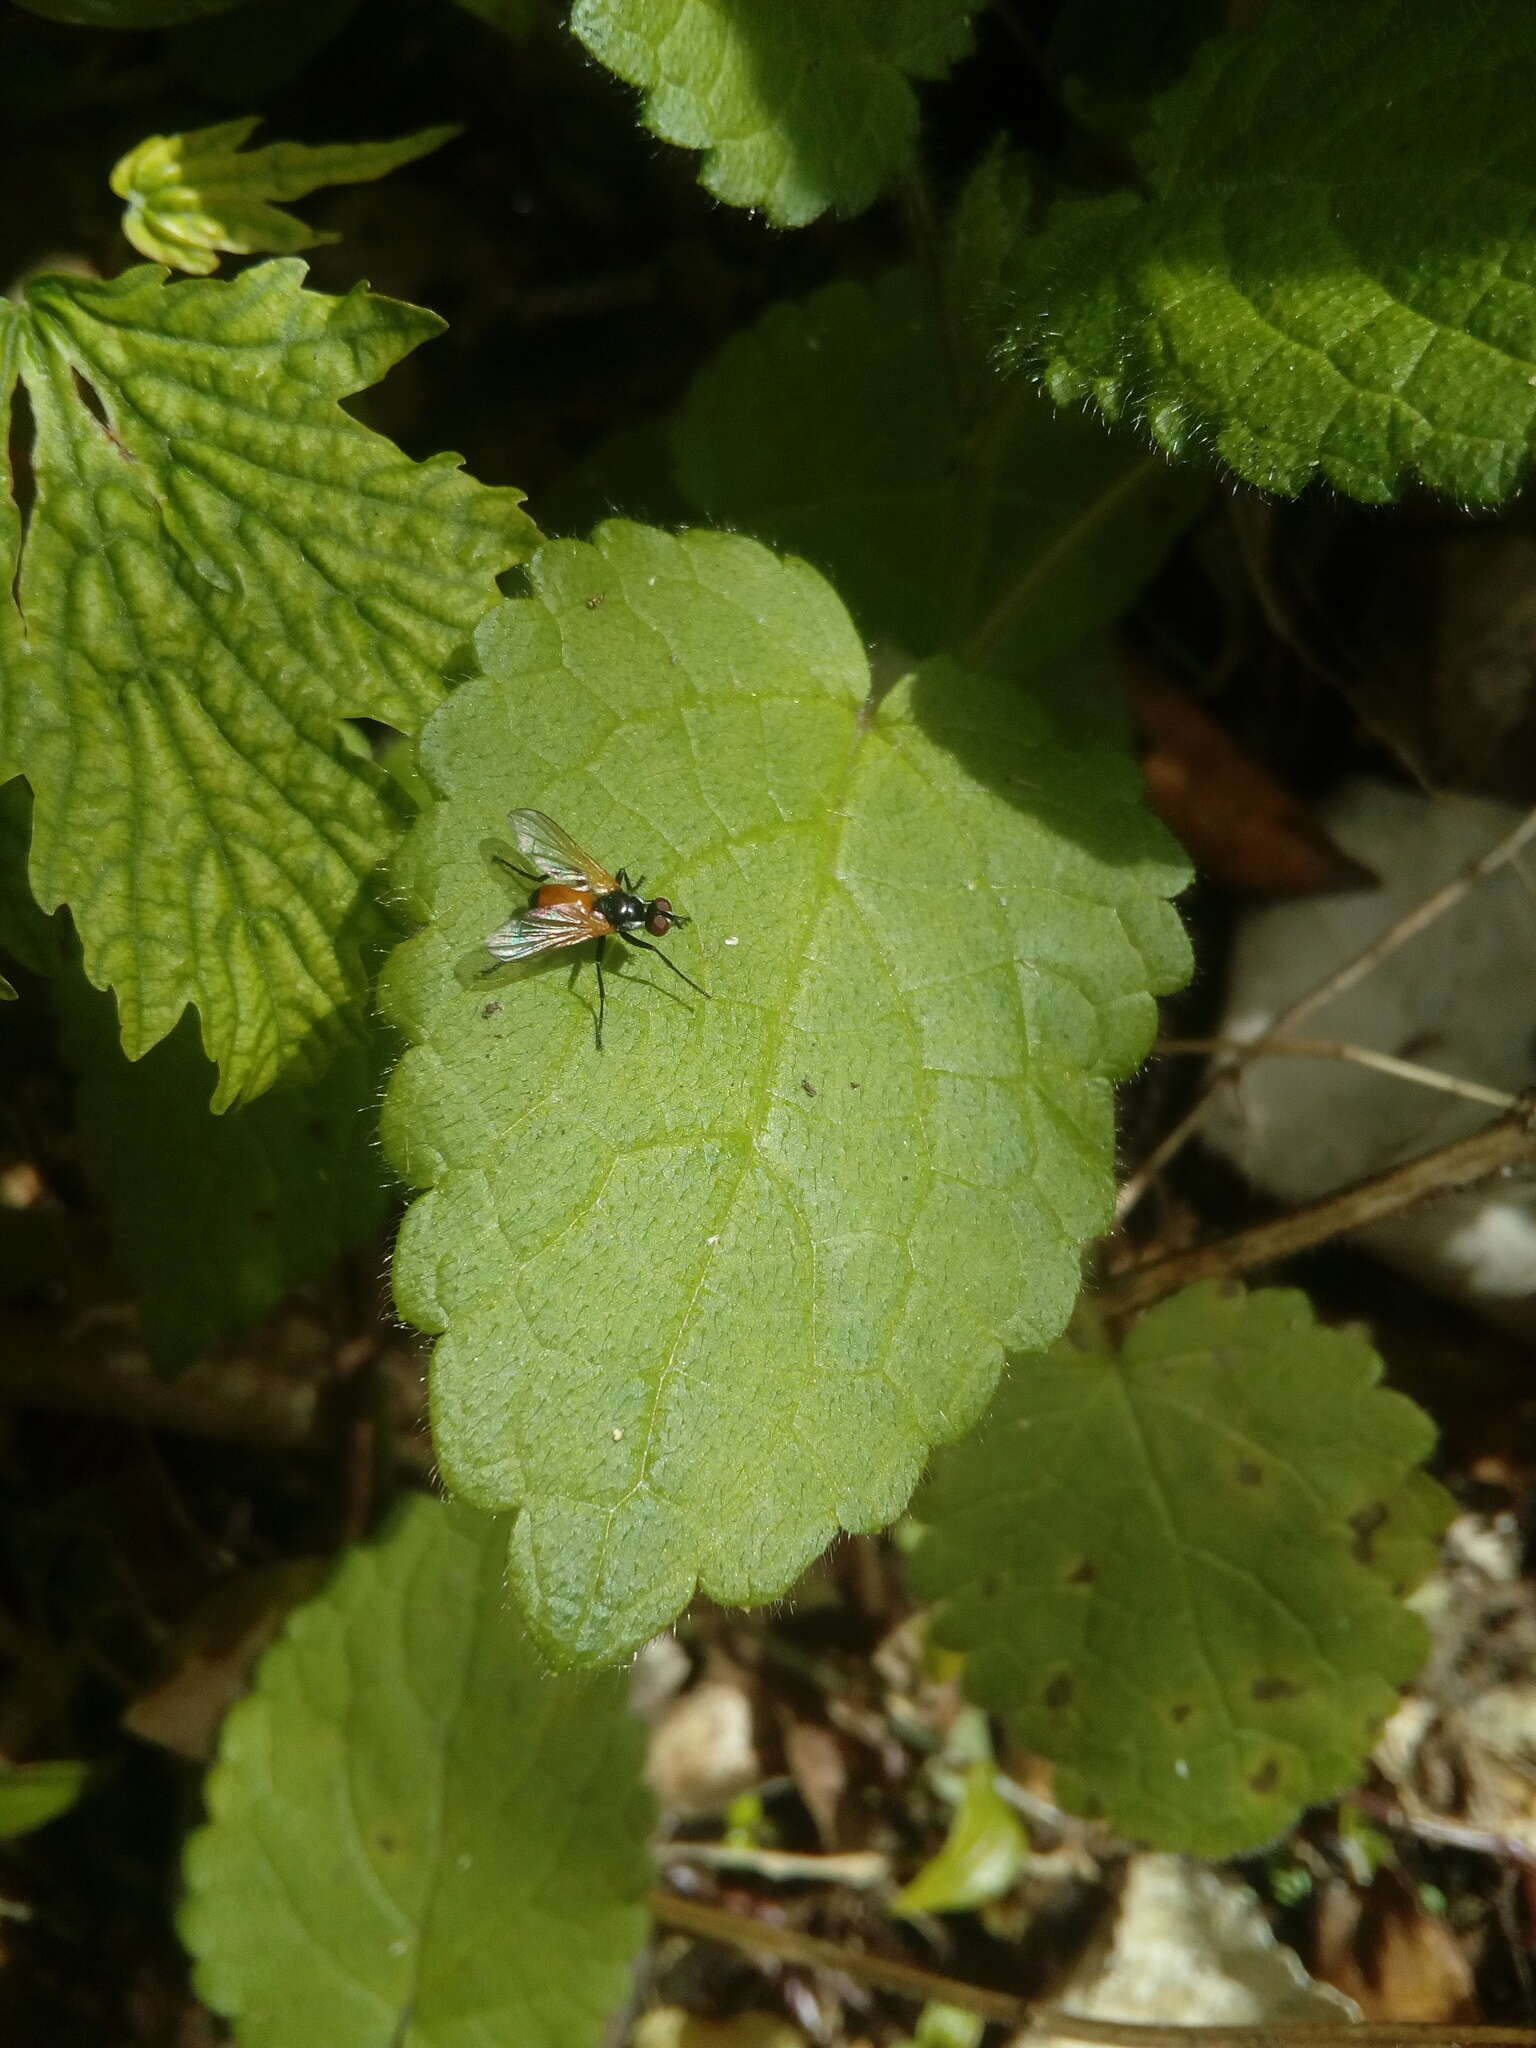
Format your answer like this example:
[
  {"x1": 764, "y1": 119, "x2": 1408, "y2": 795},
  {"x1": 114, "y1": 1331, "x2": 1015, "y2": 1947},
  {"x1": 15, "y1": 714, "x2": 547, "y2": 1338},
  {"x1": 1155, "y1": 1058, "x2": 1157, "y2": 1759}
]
[
  {"x1": 508, "y1": 810, "x2": 617, "y2": 891},
  {"x1": 484, "y1": 898, "x2": 609, "y2": 963}
]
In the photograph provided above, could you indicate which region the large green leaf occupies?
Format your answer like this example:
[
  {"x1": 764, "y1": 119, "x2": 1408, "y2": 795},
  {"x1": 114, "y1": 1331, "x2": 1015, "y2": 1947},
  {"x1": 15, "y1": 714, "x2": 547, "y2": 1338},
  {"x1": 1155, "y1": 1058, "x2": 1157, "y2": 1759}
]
[
  {"x1": 0, "y1": 262, "x2": 534, "y2": 1108},
  {"x1": 381, "y1": 521, "x2": 1189, "y2": 1668},
  {"x1": 112, "y1": 118, "x2": 461, "y2": 275},
  {"x1": 674, "y1": 266, "x2": 1207, "y2": 670},
  {"x1": 1013, "y1": 0, "x2": 1536, "y2": 501},
  {"x1": 569, "y1": 0, "x2": 982, "y2": 226},
  {"x1": 59, "y1": 988, "x2": 391, "y2": 1372},
  {"x1": 182, "y1": 1494, "x2": 652, "y2": 2048},
  {"x1": 911, "y1": 1283, "x2": 1452, "y2": 1856}
]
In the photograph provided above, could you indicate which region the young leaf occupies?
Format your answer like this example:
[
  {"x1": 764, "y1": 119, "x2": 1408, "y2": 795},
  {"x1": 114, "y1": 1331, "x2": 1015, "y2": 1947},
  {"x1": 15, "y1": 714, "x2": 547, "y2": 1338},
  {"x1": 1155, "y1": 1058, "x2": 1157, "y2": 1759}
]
[
  {"x1": 111, "y1": 118, "x2": 462, "y2": 276},
  {"x1": 381, "y1": 521, "x2": 1190, "y2": 1668},
  {"x1": 569, "y1": 0, "x2": 983, "y2": 227},
  {"x1": 674, "y1": 268, "x2": 1208, "y2": 670},
  {"x1": 182, "y1": 1494, "x2": 652, "y2": 2048},
  {"x1": 0, "y1": 1759, "x2": 89, "y2": 1839},
  {"x1": 0, "y1": 262, "x2": 534, "y2": 1108},
  {"x1": 1014, "y1": 0, "x2": 1536, "y2": 501},
  {"x1": 911, "y1": 1283, "x2": 1453, "y2": 1856},
  {"x1": 892, "y1": 1758, "x2": 1028, "y2": 1916},
  {"x1": 58, "y1": 983, "x2": 391, "y2": 1373}
]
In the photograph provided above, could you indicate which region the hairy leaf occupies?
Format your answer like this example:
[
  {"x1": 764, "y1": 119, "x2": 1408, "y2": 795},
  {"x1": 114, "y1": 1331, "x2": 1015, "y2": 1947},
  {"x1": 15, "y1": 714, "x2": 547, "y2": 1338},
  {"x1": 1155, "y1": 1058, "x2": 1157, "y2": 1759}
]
[
  {"x1": 112, "y1": 118, "x2": 461, "y2": 275},
  {"x1": 1015, "y1": 0, "x2": 1536, "y2": 501},
  {"x1": 0, "y1": 263, "x2": 534, "y2": 1108},
  {"x1": 570, "y1": 0, "x2": 982, "y2": 226},
  {"x1": 182, "y1": 1494, "x2": 652, "y2": 2047},
  {"x1": 58, "y1": 984, "x2": 391, "y2": 1372},
  {"x1": 674, "y1": 268, "x2": 1207, "y2": 670},
  {"x1": 912, "y1": 1283, "x2": 1451, "y2": 1855},
  {"x1": 382, "y1": 521, "x2": 1189, "y2": 1667}
]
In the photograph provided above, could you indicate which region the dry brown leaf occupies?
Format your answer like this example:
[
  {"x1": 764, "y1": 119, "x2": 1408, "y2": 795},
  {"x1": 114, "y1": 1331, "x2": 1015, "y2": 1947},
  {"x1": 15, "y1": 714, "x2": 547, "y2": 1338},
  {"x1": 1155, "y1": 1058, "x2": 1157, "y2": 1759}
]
[
  {"x1": 1126, "y1": 655, "x2": 1375, "y2": 895},
  {"x1": 1313, "y1": 1873, "x2": 1477, "y2": 2022}
]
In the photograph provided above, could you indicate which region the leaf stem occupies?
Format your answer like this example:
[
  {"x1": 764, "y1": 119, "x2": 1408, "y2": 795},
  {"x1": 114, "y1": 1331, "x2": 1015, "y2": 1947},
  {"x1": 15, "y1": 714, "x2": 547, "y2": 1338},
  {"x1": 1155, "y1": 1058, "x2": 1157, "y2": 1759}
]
[{"x1": 960, "y1": 453, "x2": 1172, "y2": 669}]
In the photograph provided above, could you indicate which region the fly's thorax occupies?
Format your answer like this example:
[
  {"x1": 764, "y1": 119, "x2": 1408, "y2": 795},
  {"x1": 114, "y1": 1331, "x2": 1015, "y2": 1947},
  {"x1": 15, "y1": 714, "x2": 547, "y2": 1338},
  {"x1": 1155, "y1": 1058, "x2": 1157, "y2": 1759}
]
[{"x1": 597, "y1": 888, "x2": 648, "y2": 930}]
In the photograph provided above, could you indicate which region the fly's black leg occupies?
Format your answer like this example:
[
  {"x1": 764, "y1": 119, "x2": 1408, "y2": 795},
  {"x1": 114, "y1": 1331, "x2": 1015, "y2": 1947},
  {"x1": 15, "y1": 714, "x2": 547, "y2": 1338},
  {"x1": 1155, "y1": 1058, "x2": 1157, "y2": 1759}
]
[
  {"x1": 493, "y1": 854, "x2": 541, "y2": 882},
  {"x1": 593, "y1": 935, "x2": 608, "y2": 1050},
  {"x1": 618, "y1": 930, "x2": 711, "y2": 1001}
]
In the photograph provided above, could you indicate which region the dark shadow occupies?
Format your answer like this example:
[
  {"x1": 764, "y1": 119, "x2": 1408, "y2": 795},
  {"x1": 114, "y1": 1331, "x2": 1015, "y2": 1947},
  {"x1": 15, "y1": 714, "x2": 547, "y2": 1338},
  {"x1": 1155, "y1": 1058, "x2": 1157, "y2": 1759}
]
[{"x1": 904, "y1": 655, "x2": 1176, "y2": 874}]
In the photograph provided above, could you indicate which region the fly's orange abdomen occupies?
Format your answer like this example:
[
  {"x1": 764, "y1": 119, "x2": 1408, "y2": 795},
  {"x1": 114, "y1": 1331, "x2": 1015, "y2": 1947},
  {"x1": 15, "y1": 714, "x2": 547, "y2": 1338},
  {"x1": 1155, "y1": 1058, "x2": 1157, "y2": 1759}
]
[{"x1": 535, "y1": 883, "x2": 594, "y2": 910}]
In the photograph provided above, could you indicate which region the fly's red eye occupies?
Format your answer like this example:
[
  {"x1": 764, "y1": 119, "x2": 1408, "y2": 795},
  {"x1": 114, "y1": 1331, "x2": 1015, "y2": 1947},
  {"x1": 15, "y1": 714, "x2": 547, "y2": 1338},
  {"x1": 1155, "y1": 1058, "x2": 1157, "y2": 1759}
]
[{"x1": 646, "y1": 899, "x2": 673, "y2": 937}]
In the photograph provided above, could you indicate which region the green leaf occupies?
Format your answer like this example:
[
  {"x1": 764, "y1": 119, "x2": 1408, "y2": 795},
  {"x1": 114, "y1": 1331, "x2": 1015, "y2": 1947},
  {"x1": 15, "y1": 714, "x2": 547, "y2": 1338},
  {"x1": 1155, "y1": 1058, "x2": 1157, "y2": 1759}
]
[
  {"x1": 0, "y1": 262, "x2": 535, "y2": 1108},
  {"x1": 1013, "y1": 0, "x2": 1536, "y2": 502},
  {"x1": 911, "y1": 1283, "x2": 1453, "y2": 1856},
  {"x1": 0, "y1": 1759, "x2": 89, "y2": 1838},
  {"x1": 892, "y1": 1758, "x2": 1028, "y2": 1915},
  {"x1": 57, "y1": 980, "x2": 392, "y2": 1372},
  {"x1": 569, "y1": 0, "x2": 983, "y2": 227},
  {"x1": 111, "y1": 118, "x2": 462, "y2": 276},
  {"x1": 674, "y1": 268, "x2": 1208, "y2": 671},
  {"x1": 181, "y1": 1494, "x2": 652, "y2": 2047},
  {"x1": 381, "y1": 521, "x2": 1189, "y2": 1668}
]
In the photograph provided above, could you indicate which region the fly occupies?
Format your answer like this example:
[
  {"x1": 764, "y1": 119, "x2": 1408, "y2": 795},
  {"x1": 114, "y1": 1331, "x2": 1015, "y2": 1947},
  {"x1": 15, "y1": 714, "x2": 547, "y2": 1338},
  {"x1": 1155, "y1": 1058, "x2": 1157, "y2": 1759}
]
[{"x1": 483, "y1": 809, "x2": 710, "y2": 1048}]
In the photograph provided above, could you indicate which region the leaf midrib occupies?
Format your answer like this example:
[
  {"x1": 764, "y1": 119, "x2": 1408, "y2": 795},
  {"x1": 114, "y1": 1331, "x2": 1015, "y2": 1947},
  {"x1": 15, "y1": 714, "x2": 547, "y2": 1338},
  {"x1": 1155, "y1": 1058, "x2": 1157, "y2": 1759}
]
[{"x1": 571, "y1": 692, "x2": 880, "y2": 1638}]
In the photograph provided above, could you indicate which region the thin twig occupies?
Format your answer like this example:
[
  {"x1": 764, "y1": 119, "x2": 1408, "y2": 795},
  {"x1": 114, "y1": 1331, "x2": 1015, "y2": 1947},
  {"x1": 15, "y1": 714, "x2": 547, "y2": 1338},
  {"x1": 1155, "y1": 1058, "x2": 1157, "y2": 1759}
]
[
  {"x1": 1157, "y1": 1035, "x2": 1520, "y2": 1113},
  {"x1": 1117, "y1": 801, "x2": 1536, "y2": 1222},
  {"x1": 648, "y1": 1887, "x2": 1536, "y2": 2043},
  {"x1": 1099, "y1": 1098, "x2": 1536, "y2": 1318}
]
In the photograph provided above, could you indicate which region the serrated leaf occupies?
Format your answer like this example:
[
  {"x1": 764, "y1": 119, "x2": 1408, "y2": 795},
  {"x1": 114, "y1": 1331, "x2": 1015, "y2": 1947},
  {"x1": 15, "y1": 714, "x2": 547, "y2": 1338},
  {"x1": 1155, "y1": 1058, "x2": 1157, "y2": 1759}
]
[
  {"x1": 0, "y1": 262, "x2": 535, "y2": 1108},
  {"x1": 0, "y1": 1759, "x2": 89, "y2": 1838},
  {"x1": 673, "y1": 268, "x2": 1208, "y2": 671},
  {"x1": 1013, "y1": 0, "x2": 1536, "y2": 502},
  {"x1": 570, "y1": 0, "x2": 982, "y2": 227},
  {"x1": 57, "y1": 979, "x2": 391, "y2": 1372},
  {"x1": 911, "y1": 1283, "x2": 1453, "y2": 1856},
  {"x1": 111, "y1": 118, "x2": 461, "y2": 276},
  {"x1": 181, "y1": 1494, "x2": 652, "y2": 2048},
  {"x1": 381, "y1": 521, "x2": 1189, "y2": 1668}
]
